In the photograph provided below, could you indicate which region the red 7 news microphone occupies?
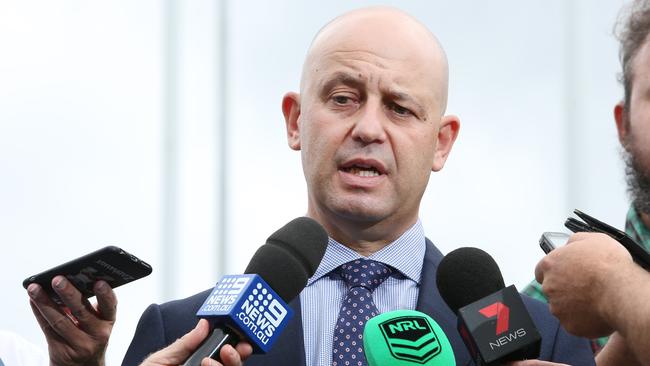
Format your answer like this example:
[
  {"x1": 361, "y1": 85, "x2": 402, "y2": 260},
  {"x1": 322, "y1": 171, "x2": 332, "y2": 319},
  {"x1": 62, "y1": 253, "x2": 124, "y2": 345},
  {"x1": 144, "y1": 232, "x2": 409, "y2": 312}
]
[
  {"x1": 182, "y1": 217, "x2": 328, "y2": 366},
  {"x1": 436, "y1": 247, "x2": 541, "y2": 366}
]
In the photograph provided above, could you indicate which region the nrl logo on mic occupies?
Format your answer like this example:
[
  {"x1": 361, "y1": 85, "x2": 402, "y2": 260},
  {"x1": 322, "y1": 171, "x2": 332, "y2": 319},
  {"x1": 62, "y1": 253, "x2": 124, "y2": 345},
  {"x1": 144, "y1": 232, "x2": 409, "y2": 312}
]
[{"x1": 378, "y1": 315, "x2": 442, "y2": 363}]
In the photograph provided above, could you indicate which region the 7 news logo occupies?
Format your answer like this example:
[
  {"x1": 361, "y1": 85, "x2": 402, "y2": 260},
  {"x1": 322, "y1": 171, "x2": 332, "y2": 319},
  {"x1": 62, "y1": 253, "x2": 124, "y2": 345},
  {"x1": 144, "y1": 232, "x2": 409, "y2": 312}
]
[
  {"x1": 479, "y1": 301, "x2": 510, "y2": 335},
  {"x1": 479, "y1": 301, "x2": 527, "y2": 350}
]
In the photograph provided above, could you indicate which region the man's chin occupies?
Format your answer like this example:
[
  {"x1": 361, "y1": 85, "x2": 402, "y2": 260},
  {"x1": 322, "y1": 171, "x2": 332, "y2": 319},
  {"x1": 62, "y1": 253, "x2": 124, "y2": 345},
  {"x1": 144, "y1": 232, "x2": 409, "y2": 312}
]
[
  {"x1": 327, "y1": 199, "x2": 392, "y2": 224},
  {"x1": 335, "y1": 208, "x2": 388, "y2": 223}
]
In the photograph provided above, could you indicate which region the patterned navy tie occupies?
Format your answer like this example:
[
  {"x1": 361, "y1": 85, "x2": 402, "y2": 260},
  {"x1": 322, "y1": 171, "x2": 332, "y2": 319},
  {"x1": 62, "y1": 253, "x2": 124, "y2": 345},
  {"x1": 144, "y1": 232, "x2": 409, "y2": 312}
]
[{"x1": 332, "y1": 259, "x2": 392, "y2": 366}]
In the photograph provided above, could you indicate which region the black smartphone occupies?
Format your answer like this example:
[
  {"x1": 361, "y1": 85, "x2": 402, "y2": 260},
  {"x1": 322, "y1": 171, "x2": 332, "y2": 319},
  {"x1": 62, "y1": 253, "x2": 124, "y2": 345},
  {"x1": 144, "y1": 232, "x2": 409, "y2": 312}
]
[
  {"x1": 23, "y1": 245, "x2": 152, "y2": 304},
  {"x1": 539, "y1": 232, "x2": 570, "y2": 254},
  {"x1": 567, "y1": 209, "x2": 650, "y2": 270}
]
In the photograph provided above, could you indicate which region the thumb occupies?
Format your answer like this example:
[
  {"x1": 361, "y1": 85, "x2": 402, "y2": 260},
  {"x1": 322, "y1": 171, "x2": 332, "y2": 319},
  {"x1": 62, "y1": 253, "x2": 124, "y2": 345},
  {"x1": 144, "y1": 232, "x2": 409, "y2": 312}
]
[
  {"x1": 178, "y1": 319, "x2": 211, "y2": 353},
  {"x1": 142, "y1": 319, "x2": 211, "y2": 365}
]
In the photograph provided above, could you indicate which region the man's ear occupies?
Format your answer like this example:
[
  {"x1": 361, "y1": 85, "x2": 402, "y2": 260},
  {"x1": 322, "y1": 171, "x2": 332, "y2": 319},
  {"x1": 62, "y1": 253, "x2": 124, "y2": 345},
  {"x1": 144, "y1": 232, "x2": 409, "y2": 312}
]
[
  {"x1": 614, "y1": 101, "x2": 629, "y2": 147},
  {"x1": 282, "y1": 92, "x2": 302, "y2": 151},
  {"x1": 432, "y1": 114, "x2": 460, "y2": 172}
]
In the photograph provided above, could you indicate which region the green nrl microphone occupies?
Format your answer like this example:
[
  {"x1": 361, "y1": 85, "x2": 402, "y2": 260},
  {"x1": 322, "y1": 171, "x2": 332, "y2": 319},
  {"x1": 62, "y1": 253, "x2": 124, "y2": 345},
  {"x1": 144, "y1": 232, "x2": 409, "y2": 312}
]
[{"x1": 363, "y1": 310, "x2": 456, "y2": 365}]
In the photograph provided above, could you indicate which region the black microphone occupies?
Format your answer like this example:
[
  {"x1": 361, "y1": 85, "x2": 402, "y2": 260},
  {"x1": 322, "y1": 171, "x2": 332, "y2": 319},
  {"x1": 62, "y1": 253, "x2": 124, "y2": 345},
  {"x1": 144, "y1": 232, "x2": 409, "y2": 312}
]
[
  {"x1": 436, "y1": 247, "x2": 541, "y2": 365},
  {"x1": 183, "y1": 217, "x2": 328, "y2": 365}
]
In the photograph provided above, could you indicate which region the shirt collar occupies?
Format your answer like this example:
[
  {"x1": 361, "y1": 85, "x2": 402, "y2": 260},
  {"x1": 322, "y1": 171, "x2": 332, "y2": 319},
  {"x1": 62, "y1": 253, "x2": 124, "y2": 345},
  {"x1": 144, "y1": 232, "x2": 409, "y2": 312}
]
[
  {"x1": 307, "y1": 220, "x2": 426, "y2": 286},
  {"x1": 626, "y1": 205, "x2": 650, "y2": 250}
]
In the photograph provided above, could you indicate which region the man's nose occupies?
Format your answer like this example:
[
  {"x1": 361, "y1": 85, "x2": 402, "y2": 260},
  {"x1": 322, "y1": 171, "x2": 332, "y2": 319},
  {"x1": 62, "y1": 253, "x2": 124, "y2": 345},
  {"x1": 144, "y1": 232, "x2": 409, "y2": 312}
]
[{"x1": 350, "y1": 102, "x2": 387, "y2": 144}]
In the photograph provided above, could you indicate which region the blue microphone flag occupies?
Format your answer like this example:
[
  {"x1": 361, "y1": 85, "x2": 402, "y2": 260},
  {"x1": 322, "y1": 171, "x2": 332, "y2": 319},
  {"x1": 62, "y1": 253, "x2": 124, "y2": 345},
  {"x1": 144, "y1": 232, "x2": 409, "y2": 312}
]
[{"x1": 196, "y1": 274, "x2": 293, "y2": 353}]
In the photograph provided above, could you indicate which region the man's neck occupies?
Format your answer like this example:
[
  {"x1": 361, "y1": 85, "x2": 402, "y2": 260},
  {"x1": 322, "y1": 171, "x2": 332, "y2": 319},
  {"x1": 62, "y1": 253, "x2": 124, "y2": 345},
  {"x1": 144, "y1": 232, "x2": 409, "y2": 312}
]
[
  {"x1": 325, "y1": 222, "x2": 399, "y2": 256},
  {"x1": 333, "y1": 238, "x2": 390, "y2": 257},
  {"x1": 306, "y1": 209, "x2": 418, "y2": 256}
]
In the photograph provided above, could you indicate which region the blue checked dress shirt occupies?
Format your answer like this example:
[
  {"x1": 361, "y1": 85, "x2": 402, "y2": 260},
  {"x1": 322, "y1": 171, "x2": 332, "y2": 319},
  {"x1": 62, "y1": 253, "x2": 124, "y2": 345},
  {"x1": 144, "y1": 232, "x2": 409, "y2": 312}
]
[{"x1": 300, "y1": 220, "x2": 426, "y2": 366}]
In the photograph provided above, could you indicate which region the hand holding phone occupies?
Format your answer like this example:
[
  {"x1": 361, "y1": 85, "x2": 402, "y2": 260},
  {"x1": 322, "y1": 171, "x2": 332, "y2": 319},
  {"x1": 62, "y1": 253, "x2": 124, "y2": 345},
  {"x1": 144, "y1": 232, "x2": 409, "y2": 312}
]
[
  {"x1": 24, "y1": 246, "x2": 152, "y2": 366},
  {"x1": 539, "y1": 209, "x2": 650, "y2": 270},
  {"x1": 564, "y1": 209, "x2": 650, "y2": 269}
]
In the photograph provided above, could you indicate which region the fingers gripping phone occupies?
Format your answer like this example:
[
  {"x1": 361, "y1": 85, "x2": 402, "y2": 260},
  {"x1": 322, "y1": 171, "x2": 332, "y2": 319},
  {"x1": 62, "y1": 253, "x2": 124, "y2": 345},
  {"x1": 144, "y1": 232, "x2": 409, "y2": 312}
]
[
  {"x1": 539, "y1": 232, "x2": 570, "y2": 254},
  {"x1": 23, "y1": 245, "x2": 152, "y2": 304}
]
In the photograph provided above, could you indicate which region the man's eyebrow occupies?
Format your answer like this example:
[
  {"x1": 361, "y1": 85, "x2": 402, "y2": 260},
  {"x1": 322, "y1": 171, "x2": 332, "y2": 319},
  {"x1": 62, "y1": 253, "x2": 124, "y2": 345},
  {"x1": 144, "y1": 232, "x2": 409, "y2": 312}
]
[{"x1": 318, "y1": 72, "x2": 365, "y2": 96}]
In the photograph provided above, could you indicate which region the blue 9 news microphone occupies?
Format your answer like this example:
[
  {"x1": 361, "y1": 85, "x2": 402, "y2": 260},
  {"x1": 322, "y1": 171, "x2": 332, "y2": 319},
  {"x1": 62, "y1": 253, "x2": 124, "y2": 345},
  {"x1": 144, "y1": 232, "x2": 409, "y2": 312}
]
[
  {"x1": 182, "y1": 217, "x2": 328, "y2": 365},
  {"x1": 363, "y1": 310, "x2": 456, "y2": 365},
  {"x1": 436, "y1": 247, "x2": 541, "y2": 366}
]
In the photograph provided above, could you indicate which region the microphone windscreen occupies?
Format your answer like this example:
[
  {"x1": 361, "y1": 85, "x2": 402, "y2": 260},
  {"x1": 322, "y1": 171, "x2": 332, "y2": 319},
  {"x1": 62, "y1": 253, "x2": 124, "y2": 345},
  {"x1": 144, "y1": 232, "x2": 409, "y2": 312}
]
[
  {"x1": 436, "y1": 247, "x2": 505, "y2": 313},
  {"x1": 244, "y1": 244, "x2": 309, "y2": 302},
  {"x1": 244, "y1": 216, "x2": 328, "y2": 302},
  {"x1": 264, "y1": 216, "x2": 329, "y2": 277}
]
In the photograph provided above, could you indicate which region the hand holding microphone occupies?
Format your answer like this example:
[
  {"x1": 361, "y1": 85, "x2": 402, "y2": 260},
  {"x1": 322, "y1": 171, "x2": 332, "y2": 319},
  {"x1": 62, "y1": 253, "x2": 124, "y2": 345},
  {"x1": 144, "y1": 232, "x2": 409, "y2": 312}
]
[{"x1": 139, "y1": 319, "x2": 250, "y2": 366}]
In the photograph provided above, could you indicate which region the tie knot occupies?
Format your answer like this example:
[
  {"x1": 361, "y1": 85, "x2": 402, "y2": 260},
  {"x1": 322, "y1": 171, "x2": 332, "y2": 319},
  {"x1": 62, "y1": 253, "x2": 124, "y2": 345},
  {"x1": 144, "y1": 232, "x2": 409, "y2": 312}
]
[{"x1": 336, "y1": 259, "x2": 392, "y2": 292}]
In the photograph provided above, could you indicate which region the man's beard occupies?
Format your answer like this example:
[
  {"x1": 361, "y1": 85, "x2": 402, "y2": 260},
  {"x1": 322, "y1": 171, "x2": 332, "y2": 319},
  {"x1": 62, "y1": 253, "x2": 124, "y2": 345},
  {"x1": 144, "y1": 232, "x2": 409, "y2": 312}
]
[{"x1": 623, "y1": 145, "x2": 650, "y2": 216}]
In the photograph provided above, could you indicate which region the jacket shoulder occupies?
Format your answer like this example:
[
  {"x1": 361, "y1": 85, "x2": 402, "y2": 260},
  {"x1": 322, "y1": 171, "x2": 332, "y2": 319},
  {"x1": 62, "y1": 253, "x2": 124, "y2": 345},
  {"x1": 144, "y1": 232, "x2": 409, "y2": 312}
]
[{"x1": 122, "y1": 289, "x2": 212, "y2": 366}]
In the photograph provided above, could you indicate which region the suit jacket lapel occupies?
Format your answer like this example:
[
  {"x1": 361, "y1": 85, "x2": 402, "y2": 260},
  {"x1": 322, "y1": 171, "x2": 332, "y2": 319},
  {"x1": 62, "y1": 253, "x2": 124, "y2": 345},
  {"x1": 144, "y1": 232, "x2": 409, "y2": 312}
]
[{"x1": 417, "y1": 239, "x2": 472, "y2": 365}]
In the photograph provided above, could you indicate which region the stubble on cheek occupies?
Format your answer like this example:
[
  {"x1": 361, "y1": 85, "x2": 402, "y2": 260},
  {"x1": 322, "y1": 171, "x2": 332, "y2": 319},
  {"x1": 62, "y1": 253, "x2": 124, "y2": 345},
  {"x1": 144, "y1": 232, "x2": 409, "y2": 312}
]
[{"x1": 622, "y1": 130, "x2": 650, "y2": 214}]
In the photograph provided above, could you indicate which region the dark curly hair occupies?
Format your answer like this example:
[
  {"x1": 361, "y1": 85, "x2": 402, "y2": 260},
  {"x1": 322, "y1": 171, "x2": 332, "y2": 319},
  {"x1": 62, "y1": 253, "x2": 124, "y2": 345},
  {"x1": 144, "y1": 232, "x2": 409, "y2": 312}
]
[{"x1": 616, "y1": 0, "x2": 650, "y2": 111}]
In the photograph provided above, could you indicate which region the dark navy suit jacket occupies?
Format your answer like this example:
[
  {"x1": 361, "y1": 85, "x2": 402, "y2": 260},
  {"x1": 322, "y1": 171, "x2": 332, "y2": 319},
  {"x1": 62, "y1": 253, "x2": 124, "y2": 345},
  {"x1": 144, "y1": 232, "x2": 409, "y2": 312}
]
[{"x1": 122, "y1": 240, "x2": 595, "y2": 365}]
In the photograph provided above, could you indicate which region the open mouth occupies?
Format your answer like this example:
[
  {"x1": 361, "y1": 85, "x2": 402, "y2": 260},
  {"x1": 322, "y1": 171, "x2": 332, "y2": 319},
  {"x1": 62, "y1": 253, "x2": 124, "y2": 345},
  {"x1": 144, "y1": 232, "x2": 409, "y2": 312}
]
[
  {"x1": 341, "y1": 165, "x2": 381, "y2": 177},
  {"x1": 339, "y1": 159, "x2": 386, "y2": 178}
]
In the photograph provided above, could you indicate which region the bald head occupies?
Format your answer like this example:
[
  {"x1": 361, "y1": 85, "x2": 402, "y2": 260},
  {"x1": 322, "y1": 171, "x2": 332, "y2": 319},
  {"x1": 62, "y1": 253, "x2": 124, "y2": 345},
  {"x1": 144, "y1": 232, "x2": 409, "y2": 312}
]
[
  {"x1": 281, "y1": 6, "x2": 460, "y2": 248},
  {"x1": 301, "y1": 7, "x2": 449, "y2": 114}
]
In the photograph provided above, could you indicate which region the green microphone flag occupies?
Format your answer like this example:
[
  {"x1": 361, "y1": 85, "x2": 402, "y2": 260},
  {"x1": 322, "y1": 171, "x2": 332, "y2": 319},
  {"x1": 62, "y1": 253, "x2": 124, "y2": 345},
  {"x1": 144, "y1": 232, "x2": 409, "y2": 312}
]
[{"x1": 363, "y1": 310, "x2": 456, "y2": 365}]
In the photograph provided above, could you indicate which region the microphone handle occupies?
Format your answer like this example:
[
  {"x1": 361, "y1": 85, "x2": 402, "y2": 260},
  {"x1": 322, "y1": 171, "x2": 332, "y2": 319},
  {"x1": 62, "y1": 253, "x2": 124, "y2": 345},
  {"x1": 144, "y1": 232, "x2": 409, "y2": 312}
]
[{"x1": 182, "y1": 326, "x2": 240, "y2": 366}]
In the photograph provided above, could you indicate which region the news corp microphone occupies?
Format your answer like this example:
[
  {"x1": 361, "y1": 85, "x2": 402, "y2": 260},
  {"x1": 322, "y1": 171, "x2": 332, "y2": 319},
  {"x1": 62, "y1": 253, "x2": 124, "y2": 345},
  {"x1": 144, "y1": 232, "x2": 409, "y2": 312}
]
[
  {"x1": 436, "y1": 247, "x2": 541, "y2": 366},
  {"x1": 363, "y1": 310, "x2": 456, "y2": 365},
  {"x1": 182, "y1": 217, "x2": 328, "y2": 366}
]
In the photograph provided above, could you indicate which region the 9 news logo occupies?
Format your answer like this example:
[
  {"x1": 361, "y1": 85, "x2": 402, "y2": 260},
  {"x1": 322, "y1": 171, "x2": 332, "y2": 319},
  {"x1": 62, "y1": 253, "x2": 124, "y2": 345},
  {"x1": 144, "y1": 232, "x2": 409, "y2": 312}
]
[
  {"x1": 237, "y1": 281, "x2": 288, "y2": 343},
  {"x1": 201, "y1": 277, "x2": 251, "y2": 312},
  {"x1": 197, "y1": 274, "x2": 292, "y2": 352}
]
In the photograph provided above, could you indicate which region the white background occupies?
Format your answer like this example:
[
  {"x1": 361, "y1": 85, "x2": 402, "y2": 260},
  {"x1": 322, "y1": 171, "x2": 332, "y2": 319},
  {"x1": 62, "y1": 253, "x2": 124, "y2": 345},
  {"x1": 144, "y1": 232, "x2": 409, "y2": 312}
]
[{"x1": 0, "y1": 0, "x2": 628, "y2": 364}]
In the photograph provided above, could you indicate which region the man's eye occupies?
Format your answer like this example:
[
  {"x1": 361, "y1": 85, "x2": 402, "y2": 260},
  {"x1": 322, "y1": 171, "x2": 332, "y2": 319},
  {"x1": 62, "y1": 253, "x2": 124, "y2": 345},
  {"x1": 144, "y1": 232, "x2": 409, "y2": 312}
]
[
  {"x1": 332, "y1": 95, "x2": 352, "y2": 105},
  {"x1": 390, "y1": 103, "x2": 413, "y2": 117}
]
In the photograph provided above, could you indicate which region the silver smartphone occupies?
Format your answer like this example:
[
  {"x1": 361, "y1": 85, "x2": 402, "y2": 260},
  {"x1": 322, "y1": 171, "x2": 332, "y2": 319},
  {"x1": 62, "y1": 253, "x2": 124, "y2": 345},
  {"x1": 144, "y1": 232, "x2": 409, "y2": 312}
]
[{"x1": 539, "y1": 232, "x2": 570, "y2": 254}]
